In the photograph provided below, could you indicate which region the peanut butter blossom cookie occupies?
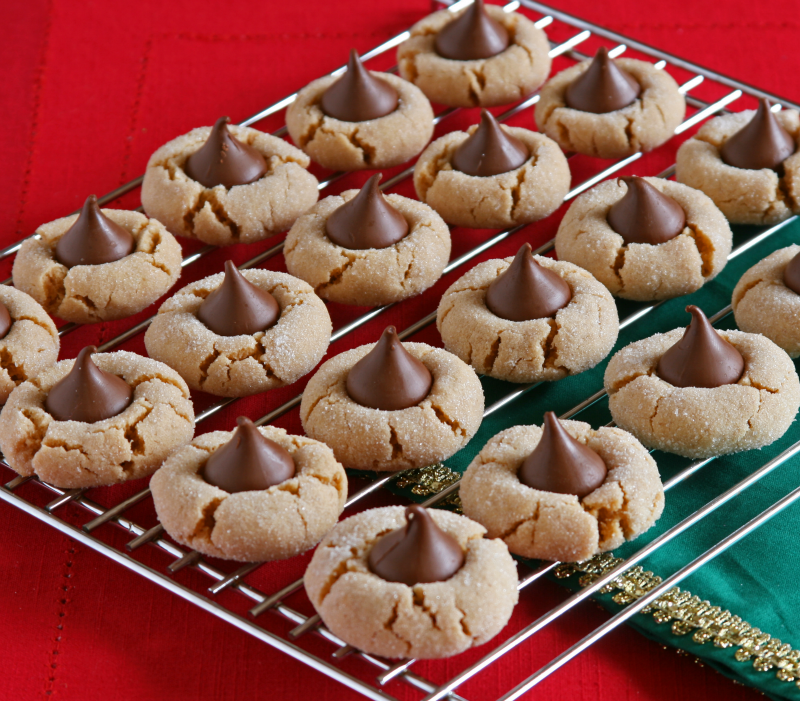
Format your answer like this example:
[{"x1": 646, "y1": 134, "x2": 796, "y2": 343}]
[
  {"x1": 151, "y1": 416, "x2": 347, "y2": 562},
  {"x1": 397, "y1": 0, "x2": 551, "y2": 108},
  {"x1": 141, "y1": 117, "x2": 318, "y2": 246},
  {"x1": 0, "y1": 346, "x2": 195, "y2": 488},
  {"x1": 145, "y1": 260, "x2": 331, "y2": 397},
  {"x1": 0, "y1": 287, "x2": 59, "y2": 406},
  {"x1": 535, "y1": 47, "x2": 686, "y2": 159},
  {"x1": 461, "y1": 412, "x2": 664, "y2": 562},
  {"x1": 284, "y1": 174, "x2": 451, "y2": 305},
  {"x1": 676, "y1": 99, "x2": 800, "y2": 225},
  {"x1": 437, "y1": 244, "x2": 618, "y2": 383},
  {"x1": 414, "y1": 110, "x2": 570, "y2": 229},
  {"x1": 13, "y1": 196, "x2": 182, "y2": 324},
  {"x1": 300, "y1": 326, "x2": 484, "y2": 471},
  {"x1": 304, "y1": 504, "x2": 519, "y2": 659},
  {"x1": 732, "y1": 245, "x2": 800, "y2": 357},
  {"x1": 555, "y1": 176, "x2": 732, "y2": 301},
  {"x1": 605, "y1": 305, "x2": 800, "y2": 458},
  {"x1": 286, "y1": 50, "x2": 434, "y2": 171}
]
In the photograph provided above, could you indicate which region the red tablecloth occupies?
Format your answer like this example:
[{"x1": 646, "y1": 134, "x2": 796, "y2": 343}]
[{"x1": 2, "y1": 0, "x2": 798, "y2": 699}]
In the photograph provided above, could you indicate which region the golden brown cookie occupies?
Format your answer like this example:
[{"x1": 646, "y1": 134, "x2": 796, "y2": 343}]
[
  {"x1": 535, "y1": 59, "x2": 685, "y2": 159},
  {"x1": 304, "y1": 506, "x2": 518, "y2": 659},
  {"x1": 732, "y1": 245, "x2": 800, "y2": 357},
  {"x1": 150, "y1": 426, "x2": 347, "y2": 562},
  {"x1": 284, "y1": 189, "x2": 450, "y2": 306},
  {"x1": 676, "y1": 108, "x2": 800, "y2": 225},
  {"x1": 12, "y1": 209, "x2": 182, "y2": 324},
  {"x1": 144, "y1": 268, "x2": 331, "y2": 397},
  {"x1": 413, "y1": 126, "x2": 570, "y2": 229},
  {"x1": 437, "y1": 254, "x2": 618, "y2": 383},
  {"x1": 285, "y1": 73, "x2": 434, "y2": 172},
  {"x1": 140, "y1": 124, "x2": 319, "y2": 246},
  {"x1": 300, "y1": 341, "x2": 483, "y2": 472},
  {"x1": 397, "y1": 5, "x2": 551, "y2": 108},
  {"x1": 0, "y1": 286, "x2": 59, "y2": 406},
  {"x1": 460, "y1": 421, "x2": 664, "y2": 563},
  {"x1": 605, "y1": 328, "x2": 800, "y2": 458},
  {"x1": 0, "y1": 351, "x2": 195, "y2": 488},
  {"x1": 555, "y1": 177, "x2": 732, "y2": 301}
]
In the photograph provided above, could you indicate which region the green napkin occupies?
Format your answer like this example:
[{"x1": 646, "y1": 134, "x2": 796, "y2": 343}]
[{"x1": 366, "y1": 218, "x2": 800, "y2": 699}]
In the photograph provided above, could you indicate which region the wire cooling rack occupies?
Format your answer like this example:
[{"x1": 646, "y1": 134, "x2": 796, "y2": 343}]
[{"x1": 3, "y1": 1, "x2": 800, "y2": 699}]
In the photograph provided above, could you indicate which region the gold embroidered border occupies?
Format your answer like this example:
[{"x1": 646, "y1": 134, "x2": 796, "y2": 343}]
[
  {"x1": 555, "y1": 554, "x2": 800, "y2": 689},
  {"x1": 398, "y1": 464, "x2": 800, "y2": 690},
  {"x1": 399, "y1": 464, "x2": 800, "y2": 688}
]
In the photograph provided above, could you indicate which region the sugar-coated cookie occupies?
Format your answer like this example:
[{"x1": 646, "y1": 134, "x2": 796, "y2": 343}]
[
  {"x1": 555, "y1": 177, "x2": 732, "y2": 301},
  {"x1": 151, "y1": 423, "x2": 347, "y2": 562},
  {"x1": 397, "y1": 3, "x2": 551, "y2": 108},
  {"x1": 461, "y1": 419, "x2": 664, "y2": 562},
  {"x1": 304, "y1": 505, "x2": 519, "y2": 659},
  {"x1": 141, "y1": 120, "x2": 318, "y2": 246},
  {"x1": 0, "y1": 350, "x2": 195, "y2": 488},
  {"x1": 0, "y1": 286, "x2": 59, "y2": 406}
]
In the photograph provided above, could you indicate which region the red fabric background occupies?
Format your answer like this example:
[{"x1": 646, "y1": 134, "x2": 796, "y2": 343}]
[{"x1": 2, "y1": 0, "x2": 799, "y2": 699}]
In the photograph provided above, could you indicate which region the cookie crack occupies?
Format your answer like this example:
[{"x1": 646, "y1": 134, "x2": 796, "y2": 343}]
[
  {"x1": 685, "y1": 223, "x2": 715, "y2": 277},
  {"x1": 385, "y1": 601, "x2": 413, "y2": 656},
  {"x1": 623, "y1": 114, "x2": 637, "y2": 151},
  {"x1": 612, "y1": 246, "x2": 627, "y2": 291},
  {"x1": 123, "y1": 402, "x2": 153, "y2": 457},
  {"x1": 429, "y1": 403, "x2": 466, "y2": 438},
  {"x1": 412, "y1": 587, "x2": 442, "y2": 632},
  {"x1": 198, "y1": 348, "x2": 222, "y2": 386},
  {"x1": 192, "y1": 497, "x2": 224, "y2": 542},
  {"x1": 732, "y1": 277, "x2": 766, "y2": 307},
  {"x1": 454, "y1": 604, "x2": 473, "y2": 639},
  {"x1": 509, "y1": 166, "x2": 529, "y2": 219},
  {"x1": 388, "y1": 425, "x2": 403, "y2": 460},
  {"x1": 484, "y1": 335, "x2": 502, "y2": 373},
  {"x1": 349, "y1": 128, "x2": 376, "y2": 167},
  {"x1": 300, "y1": 109, "x2": 325, "y2": 148},
  {"x1": 14, "y1": 315, "x2": 58, "y2": 340},
  {"x1": 607, "y1": 372, "x2": 647, "y2": 395},
  {"x1": 315, "y1": 251, "x2": 358, "y2": 295},
  {"x1": 129, "y1": 372, "x2": 188, "y2": 396},
  {"x1": 0, "y1": 347, "x2": 27, "y2": 383},
  {"x1": 498, "y1": 502, "x2": 539, "y2": 541},
  {"x1": 542, "y1": 319, "x2": 560, "y2": 370},
  {"x1": 184, "y1": 191, "x2": 241, "y2": 240}
]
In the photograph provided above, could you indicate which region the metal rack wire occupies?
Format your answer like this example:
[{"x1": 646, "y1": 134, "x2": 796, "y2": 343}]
[{"x1": 2, "y1": 1, "x2": 800, "y2": 699}]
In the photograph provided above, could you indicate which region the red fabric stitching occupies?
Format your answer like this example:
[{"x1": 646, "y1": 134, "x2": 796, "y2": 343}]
[
  {"x1": 14, "y1": 0, "x2": 55, "y2": 239},
  {"x1": 42, "y1": 540, "x2": 77, "y2": 698}
]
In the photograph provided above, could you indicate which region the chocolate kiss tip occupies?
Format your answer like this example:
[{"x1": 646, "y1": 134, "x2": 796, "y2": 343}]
[
  {"x1": 606, "y1": 177, "x2": 686, "y2": 245},
  {"x1": 54, "y1": 194, "x2": 136, "y2": 268},
  {"x1": 0, "y1": 300, "x2": 12, "y2": 340},
  {"x1": 345, "y1": 326, "x2": 433, "y2": 411},
  {"x1": 325, "y1": 173, "x2": 409, "y2": 250},
  {"x1": 720, "y1": 98, "x2": 796, "y2": 172},
  {"x1": 45, "y1": 345, "x2": 133, "y2": 424},
  {"x1": 784, "y1": 251, "x2": 800, "y2": 294},
  {"x1": 656, "y1": 305, "x2": 744, "y2": 389},
  {"x1": 202, "y1": 415, "x2": 296, "y2": 493},
  {"x1": 196, "y1": 260, "x2": 280, "y2": 337},
  {"x1": 518, "y1": 411, "x2": 607, "y2": 498},
  {"x1": 565, "y1": 46, "x2": 641, "y2": 114},
  {"x1": 486, "y1": 243, "x2": 572, "y2": 321},
  {"x1": 184, "y1": 116, "x2": 267, "y2": 189},
  {"x1": 367, "y1": 504, "x2": 465, "y2": 585},
  {"x1": 451, "y1": 109, "x2": 529, "y2": 177},
  {"x1": 320, "y1": 49, "x2": 398, "y2": 123},
  {"x1": 434, "y1": 0, "x2": 510, "y2": 61}
]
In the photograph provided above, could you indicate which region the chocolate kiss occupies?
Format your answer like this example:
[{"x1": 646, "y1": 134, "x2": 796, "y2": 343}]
[
  {"x1": 565, "y1": 47, "x2": 641, "y2": 114},
  {"x1": 320, "y1": 49, "x2": 399, "y2": 123},
  {"x1": 518, "y1": 412, "x2": 608, "y2": 498},
  {"x1": 783, "y1": 251, "x2": 800, "y2": 294},
  {"x1": 325, "y1": 174, "x2": 409, "y2": 250},
  {"x1": 720, "y1": 99, "x2": 796, "y2": 171},
  {"x1": 54, "y1": 195, "x2": 135, "y2": 268},
  {"x1": 368, "y1": 504, "x2": 465, "y2": 585},
  {"x1": 656, "y1": 305, "x2": 744, "y2": 388},
  {"x1": 451, "y1": 110, "x2": 530, "y2": 177},
  {"x1": 346, "y1": 326, "x2": 433, "y2": 411},
  {"x1": 0, "y1": 301, "x2": 11, "y2": 340},
  {"x1": 202, "y1": 416, "x2": 296, "y2": 493},
  {"x1": 607, "y1": 177, "x2": 686, "y2": 245},
  {"x1": 184, "y1": 116, "x2": 268, "y2": 189},
  {"x1": 45, "y1": 346, "x2": 133, "y2": 423},
  {"x1": 197, "y1": 260, "x2": 280, "y2": 337},
  {"x1": 486, "y1": 243, "x2": 572, "y2": 321},
  {"x1": 434, "y1": 0, "x2": 510, "y2": 61}
]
